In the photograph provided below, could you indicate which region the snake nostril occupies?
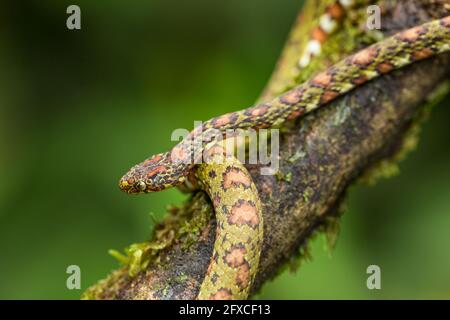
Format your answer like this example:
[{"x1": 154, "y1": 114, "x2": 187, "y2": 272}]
[{"x1": 119, "y1": 180, "x2": 127, "y2": 189}]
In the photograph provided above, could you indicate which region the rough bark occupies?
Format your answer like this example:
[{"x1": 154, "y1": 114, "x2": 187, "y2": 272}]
[{"x1": 83, "y1": 0, "x2": 450, "y2": 300}]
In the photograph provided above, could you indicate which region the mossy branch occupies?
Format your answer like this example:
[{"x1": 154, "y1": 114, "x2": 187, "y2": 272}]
[{"x1": 83, "y1": 0, "x2": 450, "y2": 300}]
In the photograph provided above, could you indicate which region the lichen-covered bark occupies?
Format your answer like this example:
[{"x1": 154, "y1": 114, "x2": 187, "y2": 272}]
[{"x1": 83, "y1": 0, "x2": 450, "y2": 300}]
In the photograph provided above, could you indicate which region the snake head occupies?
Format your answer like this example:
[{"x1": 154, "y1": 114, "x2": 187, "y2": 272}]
[{"x1": 119, "y1": 152, "x2": 190, "y2": 194}]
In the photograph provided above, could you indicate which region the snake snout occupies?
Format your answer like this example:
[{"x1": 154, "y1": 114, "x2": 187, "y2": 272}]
[
  {"x1": 119, "y1": 176, "x2": 136, "y2": 194},
  {"x1": 119, "y1": 176, "x2": 149, "y2": 194},
  {"x1": 119, "y1": 151, "x2": 193, "y2": 193},
  {"x1": 118, "y1": 164, "x2": 150, "y2": 194}
]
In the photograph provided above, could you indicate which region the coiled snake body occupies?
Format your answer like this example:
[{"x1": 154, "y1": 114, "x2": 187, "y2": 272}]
[{"x1": 119, "y1": 17, "x2": 450, "y2": 299}]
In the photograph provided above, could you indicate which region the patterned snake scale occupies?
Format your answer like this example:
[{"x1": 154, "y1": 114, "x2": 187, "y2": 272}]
[{"x1": 119, "y1": 17, "x2": 450, "y2": 299}]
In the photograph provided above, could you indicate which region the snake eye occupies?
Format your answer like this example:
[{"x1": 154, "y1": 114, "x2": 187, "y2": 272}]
[{"x1": 137, "y1": 181, "x2": 147, "y2": 192}]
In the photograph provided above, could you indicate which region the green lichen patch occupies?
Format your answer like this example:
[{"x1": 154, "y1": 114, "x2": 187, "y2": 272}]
[
  {"x1": 288, "y1": 150, "x2": 306, "y2": 163},
  {"x1": 81, "y1": 268, "x2": 128, "y2": 300},
  {"x1": 275, "y1": 171, "x2": 292, "y2": 183}
]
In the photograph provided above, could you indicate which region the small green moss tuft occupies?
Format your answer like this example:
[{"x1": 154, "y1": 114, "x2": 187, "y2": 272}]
[{"x1": 288, "y1": 150, "x2": 306, "y2": 163}]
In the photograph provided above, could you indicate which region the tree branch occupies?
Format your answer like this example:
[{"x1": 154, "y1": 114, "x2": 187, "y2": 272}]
[{"x1": 83, "y1": 0, "x2": 450, "y2": 300}]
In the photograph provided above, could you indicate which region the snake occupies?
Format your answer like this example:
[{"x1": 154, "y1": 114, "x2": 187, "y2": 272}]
[{"x1": 119, "y1": 16, "x2": 450, "y2": 300}]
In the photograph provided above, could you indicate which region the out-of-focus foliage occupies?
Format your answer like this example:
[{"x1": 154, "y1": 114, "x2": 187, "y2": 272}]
[{"x1": 0, "y1": 0, "x2": 449, "y2": 299}]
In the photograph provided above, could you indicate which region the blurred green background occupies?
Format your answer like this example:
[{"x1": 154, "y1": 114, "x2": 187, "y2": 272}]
[{"x1": 0, "y1": 0, "x2": 449, "y2": 299}]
